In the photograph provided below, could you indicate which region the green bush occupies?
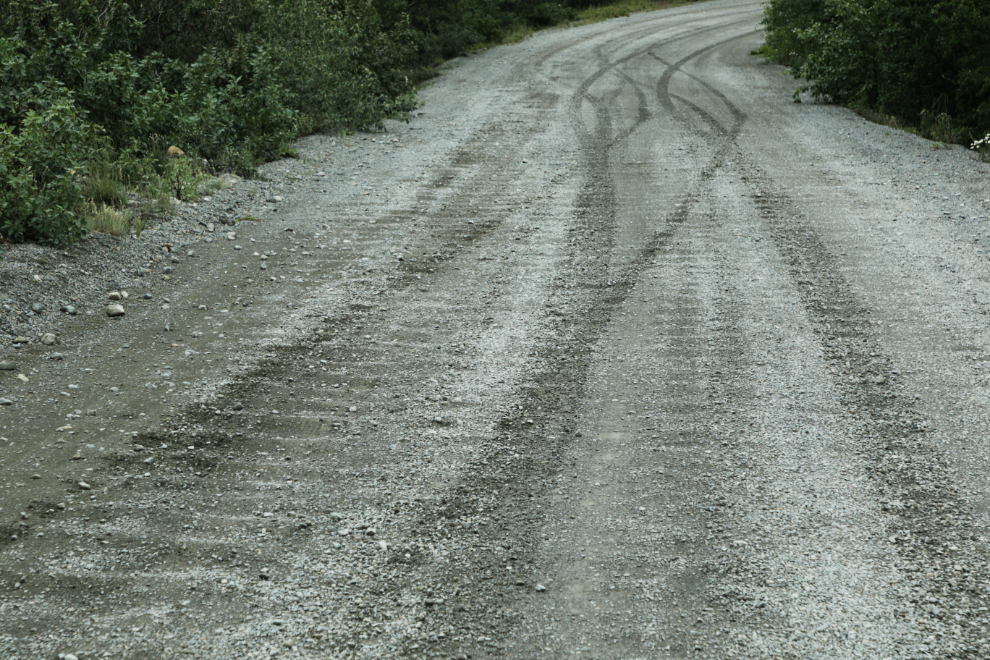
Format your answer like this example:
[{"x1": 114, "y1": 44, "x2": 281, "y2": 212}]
[
  {"x1": 0, "y1": 0, "x2": 417, "y2": 245},
  {"x1": 761, "y1": 0, "x2": 990, "y2": 142},
  {"x1": 0, "y1": 84, "x2": 97, "y2": 245}
]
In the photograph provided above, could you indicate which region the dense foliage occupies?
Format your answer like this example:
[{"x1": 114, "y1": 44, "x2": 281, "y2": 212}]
[
  {"x1": 761, "y1": 0, "x2": 990, "y2": 143},
  {"x1": 0, "y1": 0, "x2": 416, "y2": 244}
]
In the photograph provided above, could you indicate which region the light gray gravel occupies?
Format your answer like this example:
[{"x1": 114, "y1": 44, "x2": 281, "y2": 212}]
[{"x1": 2, "y1": 1, "x2": 990, "y2": 658}]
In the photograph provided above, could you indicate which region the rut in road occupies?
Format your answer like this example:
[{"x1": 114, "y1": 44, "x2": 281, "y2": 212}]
[{"x1": 3, "y1": 1, "x2": 990, "y2": 659}]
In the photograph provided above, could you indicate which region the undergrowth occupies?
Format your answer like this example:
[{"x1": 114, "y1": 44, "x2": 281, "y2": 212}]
[{"x1": 759, "y1": 0, "x2": 990, "y2": 148}]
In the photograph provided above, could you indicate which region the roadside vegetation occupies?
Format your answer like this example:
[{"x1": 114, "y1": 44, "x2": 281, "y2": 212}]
[
  {"x1": 0, "y1": 0, "x2": 695, "y2": 247},
  {"x1": 758, "y1": 0, "x2": 990, "y2": 153}
]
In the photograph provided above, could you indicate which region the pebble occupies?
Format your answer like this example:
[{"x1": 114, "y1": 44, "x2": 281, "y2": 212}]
[
  {"x1": 144, "y1": 457, "x2": 155, "y2": 465},
  {"x1": 50, "y1": 352, "x2": 64, "y2": 360},
  {"x1": 106, "y1": 304, "x2": 126, "y2": 317},
  {"x1": 31, "y1": 303, "x2": 43, "y2": 312},
  {"x1": 535, "y1": 584, "x2": 547, "y2": 592},
  {"x1": 41, "y1": 333, "x2": 57, "y2": 345},
  {"x1": 233, "y1": 402, "x2": 244, "y2": 411},
  {"x1": 78, "y1": 481, "x2": 91, "y2": 490},
  {"x1": 60, "y1": 305, "x2": 77, "y2": 315},
  {"x1": 0, "y1": 361, "x2": 14, "y2": 370},
  {"x1": 108, "y1": 291, "x2": 122, "y2": 301},
  {"x1": 0, "y1": 398, "x2": 12, "y2": 406}
]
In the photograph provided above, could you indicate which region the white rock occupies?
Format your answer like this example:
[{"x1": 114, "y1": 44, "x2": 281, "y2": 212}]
[
  {"x1": 78, "y1": 481, "x2": 91, "y2": 490},
  {"x1": 108, "y1": 291, "x2": 122, "y2": 301},
  {"x1": 41, "y1": 333, "x2": 57, "y2": 345},
  {"x1": 106, "y1": 304, "x2": 125, "y2": 317}
]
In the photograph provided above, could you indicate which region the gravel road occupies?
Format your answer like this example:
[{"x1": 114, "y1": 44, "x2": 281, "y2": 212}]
[{"x1": 3, "y1": 1, "x2": 990, "y2": 658}]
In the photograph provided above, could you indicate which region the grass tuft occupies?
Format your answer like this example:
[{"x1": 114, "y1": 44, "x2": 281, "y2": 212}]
[{"x1": 85, "y1": 203, "x2": 132, "y2": 236}]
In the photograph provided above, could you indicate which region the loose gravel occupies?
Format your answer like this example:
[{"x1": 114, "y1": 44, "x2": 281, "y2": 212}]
[{"x1": 2, "y1": 1, "x2": 990, "y2": 659}]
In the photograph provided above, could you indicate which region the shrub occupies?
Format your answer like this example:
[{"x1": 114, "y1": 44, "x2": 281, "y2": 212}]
[
  {"x1": 0, "y1": 84, "x2": 96, "y2": 245},
  {"x1": 0, "y1": 0, "x2": 418, "y2": 245},
  {"x1": 761, "y1": 0, "x2": 990, "y2": 142}
]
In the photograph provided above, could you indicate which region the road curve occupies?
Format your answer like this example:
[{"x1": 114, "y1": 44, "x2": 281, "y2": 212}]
[{"x1": 3, "y1": 1, "x2": 990, "y2": 658}]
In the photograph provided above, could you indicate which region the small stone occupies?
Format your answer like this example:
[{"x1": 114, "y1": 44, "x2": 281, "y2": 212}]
[
  {"x1": 108, "y1": 291, "x2": 122, "y2": 301},
  {"x1": 0, "y1": 398, "x2": 12, "y2": 406},
  {"x1": 143, "y1": 457, "x2": 155, "y2": 465},
  {"x1": 41, "y1": 333, "x2": 57, "y2": 345},
  {"x1": 233, "y1": 402, "x2": 244, "y2": 411},
  {"x1": 78, "y1": 481, "x2": 91, "y2": 490},
  {"x1": 365, "y1": 528, "x2": 376, "y2": 537},
  {"x1": 329, "y1": 513, "x2": 343, "y2": 522},
  {"x1": 378, "y1": 540, "x2": 388, "y2": 551},
  {"x1": 32, "y1": 274, "x2": 41, "y2": 282},
  {"x1": 17, "y1": 373, "x2": 29, "y2": 382},
  {"x1": 57, "y1": 503, "x2": 66, "y2": 510},
  {"x1": 106, "y1": 304, "x2": 126, "y2": 317},
  {"x1": 163, "y1": 267, "x2": 173, "y2": 274},
  {"x1": 0, "y1": 361, "x2": 15, "y2": 370},
  {"x1": 338, "y1": 528, "x2": 351, "y2": 536},
  {"x1": 50, "y1": 352, "x2": 64, "y2": 360},
  {"x1": 31, "y1": 474, "x2": 40, "y2": 480},
  {"x1": 61, "y1": 305, "x2": 77, "y2": 315},
  {"x1": 143, "y1": 293, "x2": 152, "y2": 299},
  {"x1": 31, "y1": 303, "x2": 43, "y2": 313},
  {"x1": 13, "y1": 336, "x2": 29, "y2": 344},
  {"x1": 535, "y1": 584, "x2": 546, "y2": 592}
]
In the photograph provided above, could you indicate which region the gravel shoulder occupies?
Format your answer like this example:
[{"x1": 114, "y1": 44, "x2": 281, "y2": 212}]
[{"x1": 3, "y1": 1, "x2": 990, "y2": 659}]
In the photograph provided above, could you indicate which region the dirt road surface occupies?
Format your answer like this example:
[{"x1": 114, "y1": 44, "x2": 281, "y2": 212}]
[{"x1": 3, "y1": 0, "x2": 990, "y2": 658}]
